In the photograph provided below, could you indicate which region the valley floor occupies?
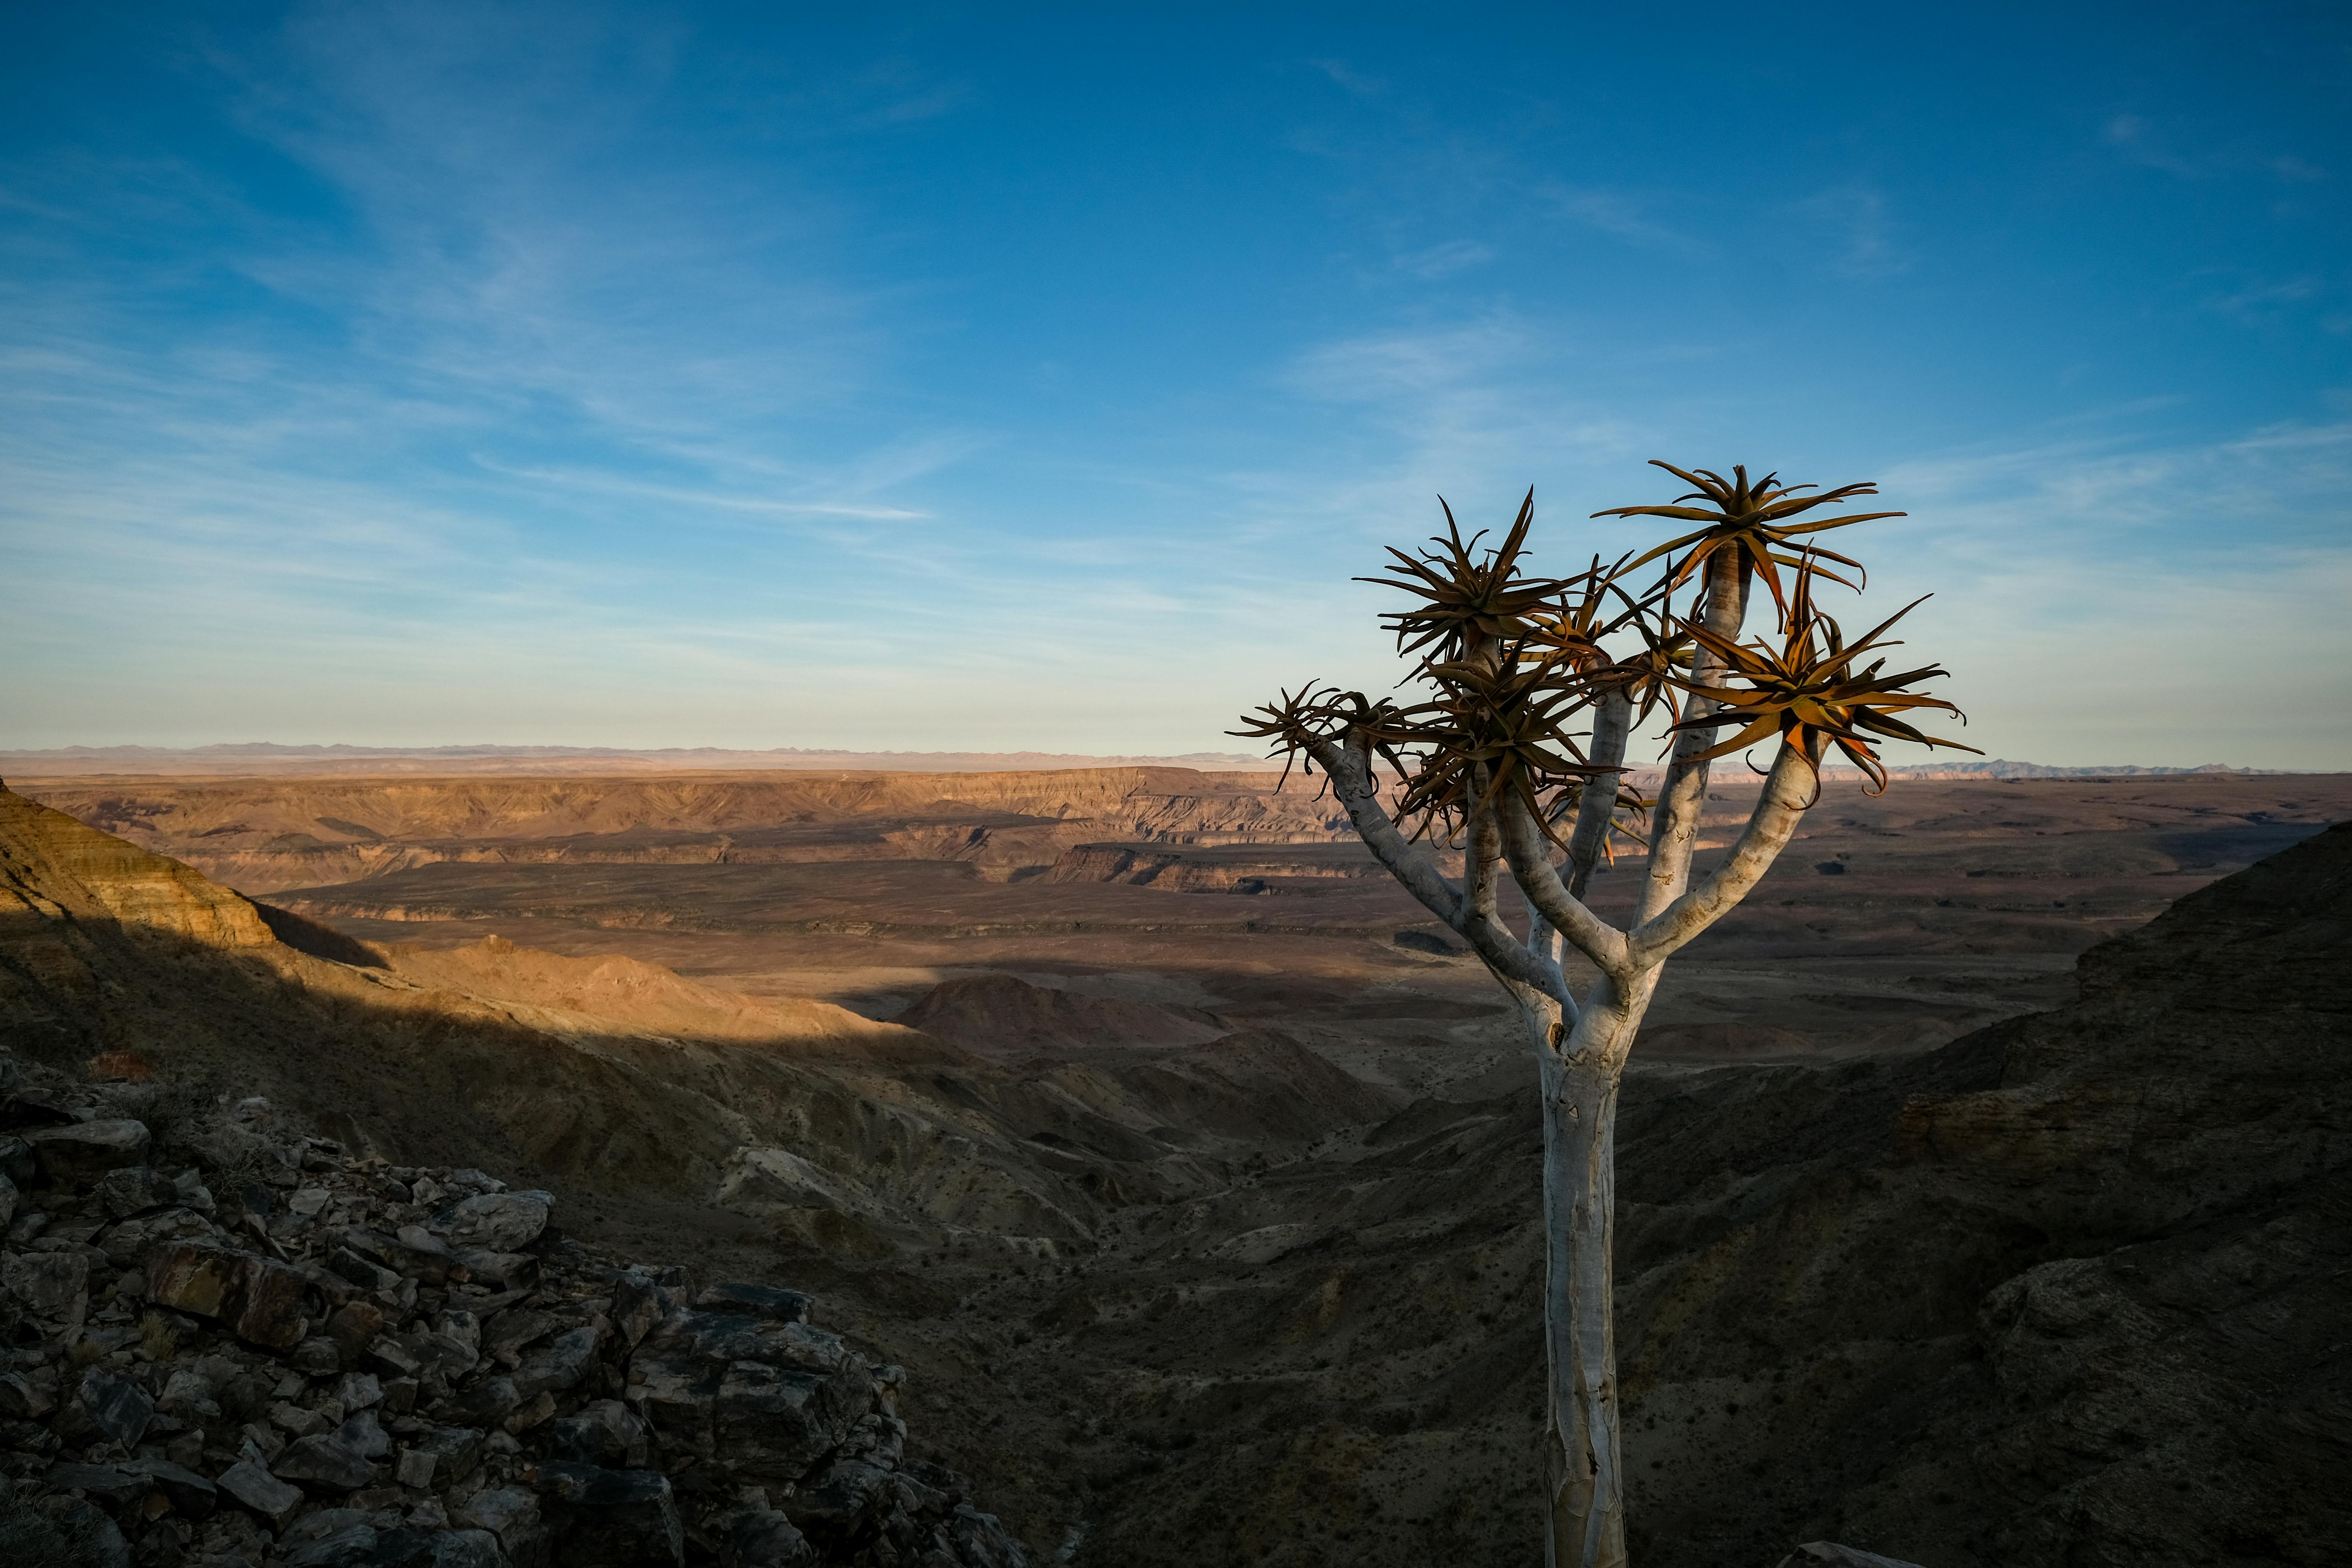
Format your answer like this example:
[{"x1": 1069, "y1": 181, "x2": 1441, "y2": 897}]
[{"x1": 4, "y1": 770, "x2": 2345, "y2": 1567}]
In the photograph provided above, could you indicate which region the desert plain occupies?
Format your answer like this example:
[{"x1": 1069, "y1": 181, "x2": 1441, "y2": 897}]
[
  {"x1": 3, "y1": 762, "x2": 2346, "y2": 1568},
  {"x1": 26, "y1": 765, "x2": 2333, "y2": 1087}
]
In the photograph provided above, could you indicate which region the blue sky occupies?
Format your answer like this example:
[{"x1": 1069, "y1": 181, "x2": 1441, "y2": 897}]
[{"x1": 3, "y1": 3, "x2": 2348, "y2": 767}]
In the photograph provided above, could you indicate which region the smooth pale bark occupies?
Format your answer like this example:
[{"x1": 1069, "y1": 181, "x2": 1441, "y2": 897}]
[
  {"x1": 1629, "y1": 737, "x2": 1820, "y2": 969},
  {"x1": 1565, "y1": 687, "x2": 1635, "y2": 901},
  {"x1": 1302, "y1": 738, "x2": 1563, "y2": 997},
  {"x1": 1640, "y1": 552, "x2": 1750, "y2": 923}
]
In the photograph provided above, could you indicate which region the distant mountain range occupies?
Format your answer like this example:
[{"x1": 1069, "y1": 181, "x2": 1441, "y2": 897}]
[{"x1": 0, "y1": 742, "x2": 2310, "y2": 779}]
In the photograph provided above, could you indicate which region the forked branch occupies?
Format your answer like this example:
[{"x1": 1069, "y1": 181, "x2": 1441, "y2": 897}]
[{"x1": 1628, "y1": 737, "x2": 1818, "y2": 968}]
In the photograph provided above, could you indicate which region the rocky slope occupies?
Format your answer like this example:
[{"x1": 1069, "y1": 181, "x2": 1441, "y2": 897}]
[{"x1": 0, "y1": 1067, "x2": 1031, "y2": 1568}]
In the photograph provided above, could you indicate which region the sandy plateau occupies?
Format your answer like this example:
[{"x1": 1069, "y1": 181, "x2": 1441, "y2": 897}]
[
  {"x1": 2, "y1": 766, "x2": 2347, "y2": 1568},
  {"x1": 26, "y1": 768, "x2": 2345, "y2": 1096}
]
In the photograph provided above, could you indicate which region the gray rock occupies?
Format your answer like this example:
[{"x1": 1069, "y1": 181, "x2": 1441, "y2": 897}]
[
  {"x1": 41, "y1": 1462, "x2": 152, "y2": 1508},
  {"x1": 433, "y1": 1529, "x2": 505, "y2": 1568},
  {"x1": 0, "y1": 1493, "x2": 130, "y2": 1568},
  {"x1": 345, "y1": 1226, "x2": 461, "y2": 1286},
  {"x1": 286, "y1": 1522, "x2": 379, "y2": 1567},
  {"x1": 724, "y1": 1508, "x2": 816, "y2": 1568},
  {"x1": 443, "y1": 1375, "x2": 520, "y2": 1429},
  {"x1": 608, "y1": 1272, "x2": 671, "y2": 1349},
  {"x1": 1775, "y1": 1548, "x2": 1928, "y2": 1568},
  {"x1": 411, "y1": 1424, "x2": 486, "y2": 1486},
  {"x1": 432, "y1": 1191, "x2": 551, "y2": 1254},
  {"x1": 0, "y1": 1135, "x2": 32, "y2": 1188},
  {"x1": 121, "y1": 1456, "x2": 216, "y2": 1518},
  {"x1": 217, "y1": 1457, "x2": 305, "y2": 1522},
  {"x1": 626, "y1": 1310, "x2": 874, "y2": 1482},
  {"x1": 273, "y1": 1410, "x2": 389, "y2": 1491},
  {"x1": 396, "y1": 1447, "x2": 437, "y2": 1488},
  {"x1": 540, "y1": 1400, "x2": 651, "y2": 1469},
  {"x1": 360, "y1": 1527, "x2": 445, "y2": 1568},
  {"x1": 69, "y1": 1368, "x2": 155, "y2": 1448},
  {"x1": 482, "y1": 1308, "x2": 558, "y2": 1365},
  {"x1": 453, "y1": 1249, "x2": 540, "y2": 1292},
  {"x1": 293, "y1": 1335, "x2": 345, "y2": 1377},
  {"x1": 534, "y1": 1460, "x2": 684, "y2": 1567},
  {"x1": 693, "y1": 1283, "x2": 812, "y2": 1324},
  {"x1": 336, "y1": 1370, "x2": 383, "y2": 1411},
  {"x1": 786, "y1": 1456, "x2": 894, "y2": 1540},
  {"x1": 0, "y1": 1370, "x2": 55, "y2": 1419},
  {"x1": 943, "y1": 1502, "x2": 1033, "y2": 1568},
  {"x1": 22, "y1": 1119, "x2": 151, "y2": 1185},
  {"x1": 92, "y1": 1164, "x2": 179, "y2": 1219},
  {"x1": 325, "y1": 1246, "x2": 401, "y2": 1293},
  {"x1": 455, "y1": 1484, "x2": 546, "y2": 1564},
  {"x1": 95, "y1": 1205, "x2": 217, "y2": 1269},
  {"x1": 514, "y1": 1322, "x2": 604, "y2": 1399},
  {"x1": 2, "y1": 1249, "x2": 88, "y2": 1321}
]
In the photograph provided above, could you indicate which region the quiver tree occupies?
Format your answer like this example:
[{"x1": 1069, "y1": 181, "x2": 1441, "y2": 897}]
[{"x1": 1234, "y1": 463, "x2": 1978, "y2": 1568}]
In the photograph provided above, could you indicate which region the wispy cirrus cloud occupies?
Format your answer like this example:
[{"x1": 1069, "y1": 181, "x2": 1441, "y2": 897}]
[
  {"x1": 1539, "y1": 184, "x2": 1694, "y2": 251},
  {"x1": 2103, "y1": 113, "x2": 2331, "y2": 184},
  {"x1": 1393, "y1": 239, "x2": 1493, "y2": 279},
  {"x1": 1310, "y1": 58, "x2": 1387, "y2": 97},
  {"x1": 1791, "y1": 185, "x2": 1910, "y2": 279}
]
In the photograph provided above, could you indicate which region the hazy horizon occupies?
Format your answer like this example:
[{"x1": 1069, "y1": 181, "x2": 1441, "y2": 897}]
[
  {"x1": 5, "y1": 4, "x2": 2349, "y2": 769},
  {"x1": 0, "y1": 738, "x2": 2316, "y2": 781}
]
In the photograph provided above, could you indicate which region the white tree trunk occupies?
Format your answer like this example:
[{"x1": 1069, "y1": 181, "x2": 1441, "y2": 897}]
[{"x1": 1530, "y1": 968, "x2": 1655, "y2": 1568}]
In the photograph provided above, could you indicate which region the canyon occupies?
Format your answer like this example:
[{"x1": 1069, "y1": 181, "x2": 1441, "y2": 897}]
[{"x1": 0, "y1": 765, "x2": 2346, "y2": 1566}]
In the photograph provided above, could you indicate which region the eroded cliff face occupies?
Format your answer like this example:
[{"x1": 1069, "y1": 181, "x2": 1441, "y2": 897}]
[
  {"x1": 0, "y1": 786, "x2": 279, "y2": 954},
  {"x1": 17, "y1": 772, "x2": 1365, "y2": 894}
]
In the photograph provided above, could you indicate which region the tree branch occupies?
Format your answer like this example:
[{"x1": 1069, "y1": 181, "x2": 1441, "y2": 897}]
[
  {"x1": 1304, "y1": 738, "x2": 1465, "y2": 925},
  {"x1": 1565, "y1": 687, "x2": 1632, "y2": 900},
  {"x1": 1501, "y1": 796, "x2": 1631, "y2": 981},
  {"x1": 1468, "y1": 784, "x2": 1504, "y2": 933},
  {"x1": 1637, "y1": 551, "x2": 1748, "y2": 924},
  {"x1": 1628, "y1": 738, "x2": 1816, "y2": 968},
  {"x1": 1305, "y1": 739, "x2": 1568, "y2": 999}
]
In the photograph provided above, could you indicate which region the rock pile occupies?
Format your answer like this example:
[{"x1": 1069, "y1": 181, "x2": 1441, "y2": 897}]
[{"x1": 0, "y1": 1058, "x2": 1032, "y2": 1568}]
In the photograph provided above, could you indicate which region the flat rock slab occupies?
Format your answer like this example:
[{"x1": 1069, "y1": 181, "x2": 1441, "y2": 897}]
[
  {"x1": 43, "y1": 1461, "x2": 153, "y2": 1508},
  {"x1": 71, "y1": 1368, "x2": 155, "y2": 1448},
  {"x1": 274, "y1": 1410, "x2": 390, "y2": 1492},
  {"x1": 431, "y1": 1191, "x2": 551, "y2": 1254},
  {"x1": 23, "y1": 1118, "x2": 151, "y2": 1184},
  {"x1": 694, "y1": 1282, "x2": 812, "y2": 1324},
  {"x1": 534, "y1": 1460, "x2": 684, "y2": 1568},
  {"x1": 217, "y1": 1457, "x2": 305, "y2": 1522},
  {"x1": 145, "y1": 1239, "x2": 310, "y2": 1349},
  {"x1": 1777, "y1": 1547, "x2": 1928, "y2": 1568},
  {"x1": 122, "y1": 1456, "x2": 217, "y2": 1518}
]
